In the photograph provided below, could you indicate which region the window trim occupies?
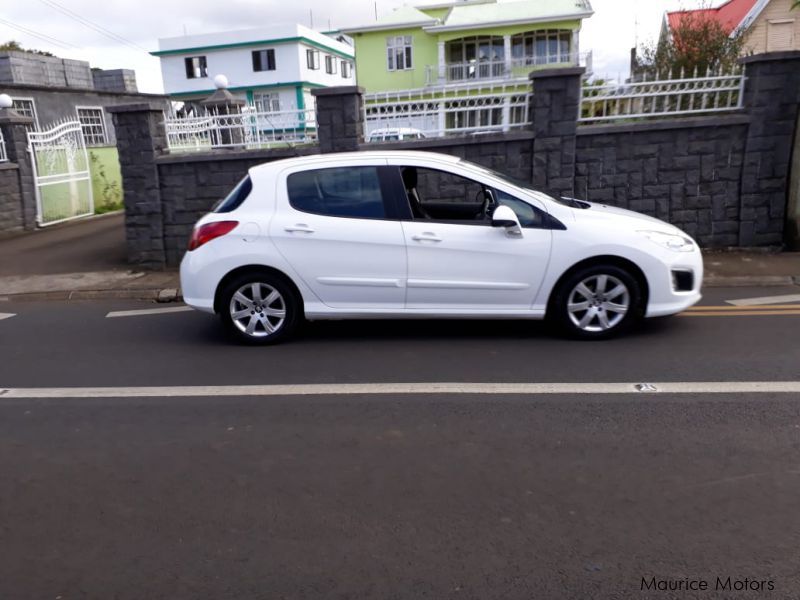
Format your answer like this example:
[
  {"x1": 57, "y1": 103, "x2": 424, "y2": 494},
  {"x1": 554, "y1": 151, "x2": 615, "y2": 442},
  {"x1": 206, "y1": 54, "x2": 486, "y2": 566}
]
[
  {"x1": 386, "y1": 35, "x2": 413, "y2": 71},
  {"x1": 324, "y1": 54, "x2": 337, "y2": 75},
  {"x1": 184, "y1": 55, "x2": 208, "y2": 79},
  {"x1": 341, "y1": 60, "x2": 352, "y2": 78},
  {"x1": 251, "y1": 48, "x2": 276, "y2": 72},
  {"x1": 75, "y1": 105, "x2": 108, "y2": 146},
  {"x1": 284, "y1": 165, "x2": 403, "y2": 221},
  {"x1": 10, "y1": 97, "x2": 39, "y2": 130},
  {"x1": 306, "y1": 48, "x2": 320, "y2": 70}
]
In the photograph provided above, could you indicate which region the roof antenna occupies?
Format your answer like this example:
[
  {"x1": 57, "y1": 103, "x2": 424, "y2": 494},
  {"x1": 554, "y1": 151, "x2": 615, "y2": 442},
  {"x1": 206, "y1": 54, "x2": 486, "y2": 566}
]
[
  {"x1": 374, "y1": 1, "x2": 378, "y2": 20},
  {"x1": 309, "y1": 9, "x2": 314, "y2": 29}
]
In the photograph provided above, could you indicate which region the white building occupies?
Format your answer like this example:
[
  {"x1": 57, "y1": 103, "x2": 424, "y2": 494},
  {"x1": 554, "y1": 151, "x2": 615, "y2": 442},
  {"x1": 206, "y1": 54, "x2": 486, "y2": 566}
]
[{"x1": 153, "y1": 24, "x2": 355, "y2": 114}]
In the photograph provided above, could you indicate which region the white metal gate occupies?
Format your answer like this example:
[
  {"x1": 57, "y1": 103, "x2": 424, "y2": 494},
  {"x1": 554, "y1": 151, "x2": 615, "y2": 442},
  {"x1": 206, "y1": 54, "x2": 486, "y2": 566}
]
[{"x1": 28, "y1": 120, "x2": 94, "y2": 226}]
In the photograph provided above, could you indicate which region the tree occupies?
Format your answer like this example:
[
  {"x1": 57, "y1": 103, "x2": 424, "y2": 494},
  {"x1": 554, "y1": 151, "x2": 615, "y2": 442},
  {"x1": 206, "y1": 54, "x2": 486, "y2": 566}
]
[
  {"x1": 0, "y1": 40, "x2": 55, "y2": 57},
  {"x1": 635, "y1": 5, "x2": 746, "y2": 78}
]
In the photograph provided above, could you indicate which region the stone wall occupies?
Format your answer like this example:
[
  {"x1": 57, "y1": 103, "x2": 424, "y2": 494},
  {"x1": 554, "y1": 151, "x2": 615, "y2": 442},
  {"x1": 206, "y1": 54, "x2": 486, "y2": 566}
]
[
  {"x1": 575, "y1": 116, "x2": 749, "y2": 246},
  {"x1": 0, "y1": 163, "x2": 23, "y2": 234}
]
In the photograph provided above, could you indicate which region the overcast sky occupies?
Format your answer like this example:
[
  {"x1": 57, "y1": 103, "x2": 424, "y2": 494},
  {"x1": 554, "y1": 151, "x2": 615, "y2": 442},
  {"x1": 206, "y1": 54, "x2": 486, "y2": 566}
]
[{"x1": 1, "y1": 0, "x2": 701, "y2": 93}]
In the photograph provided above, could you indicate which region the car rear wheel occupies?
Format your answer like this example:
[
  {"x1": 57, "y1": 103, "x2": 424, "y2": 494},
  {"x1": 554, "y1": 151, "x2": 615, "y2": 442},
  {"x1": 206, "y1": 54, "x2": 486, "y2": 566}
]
[
  {"x1": 219, "y1": 272, "x2": 300, "y2": 344},
  {"x1": 551, "y1": 264, "x2": 642, "y2": 339}
]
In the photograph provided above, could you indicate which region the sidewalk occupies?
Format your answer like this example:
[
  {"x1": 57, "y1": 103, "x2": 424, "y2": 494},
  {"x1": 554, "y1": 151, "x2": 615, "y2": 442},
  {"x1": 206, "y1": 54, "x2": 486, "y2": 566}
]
[{"x1": 0, "y1": 213, "x2": 799, "y2": 301}]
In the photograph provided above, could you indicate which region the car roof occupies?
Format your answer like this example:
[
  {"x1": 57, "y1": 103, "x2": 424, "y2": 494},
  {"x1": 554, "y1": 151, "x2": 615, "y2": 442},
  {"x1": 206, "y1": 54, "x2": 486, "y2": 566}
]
[{"x1": 249, "y1": 150, "x2": 461, "y2": 175}]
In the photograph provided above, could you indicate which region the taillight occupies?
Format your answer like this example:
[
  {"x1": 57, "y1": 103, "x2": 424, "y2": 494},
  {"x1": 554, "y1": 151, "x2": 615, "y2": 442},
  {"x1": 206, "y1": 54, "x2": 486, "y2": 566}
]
[{"x1": 187, "y1": 221, "x2": 238, "y2": 251}]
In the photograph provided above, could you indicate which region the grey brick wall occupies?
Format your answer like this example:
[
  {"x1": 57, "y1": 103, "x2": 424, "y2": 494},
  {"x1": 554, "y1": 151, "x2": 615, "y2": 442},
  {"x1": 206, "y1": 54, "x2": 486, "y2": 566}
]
[
  {"x1": 738, "y1": 52, "x2": 800, "y2": 246},
  {"x1": 0, "y1": 163, "x2": 23, "y2": 234},
  {"x1": 0, "y1": 111, "x2": 36, "y2": 231},
  {"x1": 575, "y1": 116, "x2": 748, "y2": 246},
  {"x1": 312, "y1": 87, "x2": 365, "y2": 153}
]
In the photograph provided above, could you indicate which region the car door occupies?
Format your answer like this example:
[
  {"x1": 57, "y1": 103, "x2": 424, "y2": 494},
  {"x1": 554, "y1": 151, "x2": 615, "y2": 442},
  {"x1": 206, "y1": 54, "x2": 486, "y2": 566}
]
[
  {"x1": 389, "y1": 162, "x2": 553, "y2": 310},
  {"x1": 269, "y1": 161, "x2": 407, "y2": 309}
]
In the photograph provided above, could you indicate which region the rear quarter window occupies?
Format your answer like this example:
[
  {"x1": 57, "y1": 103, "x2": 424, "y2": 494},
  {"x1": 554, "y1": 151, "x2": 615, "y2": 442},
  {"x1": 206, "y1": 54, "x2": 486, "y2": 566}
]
[{"x1": 214, "y1": 176, "x2": 252, "y2": 213}]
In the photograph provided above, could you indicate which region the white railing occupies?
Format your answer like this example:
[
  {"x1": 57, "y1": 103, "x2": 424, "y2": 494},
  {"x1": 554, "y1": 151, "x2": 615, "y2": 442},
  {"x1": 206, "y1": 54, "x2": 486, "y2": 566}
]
[
  {"x1": 364, "y1": 84, "x2": 529, "y2": 139},
  {"x1": 0, "y1": 129, "x2": 6, "y2": 162},
  {"x1": 580, "y1": 68, "x2": 745, "y2": 123},
  {"x1": 425, "y1": 51, "x2": 592, "y2": 85},
  {"x1": 164, "y1": 107, "x2": 317, "y2": 152}
]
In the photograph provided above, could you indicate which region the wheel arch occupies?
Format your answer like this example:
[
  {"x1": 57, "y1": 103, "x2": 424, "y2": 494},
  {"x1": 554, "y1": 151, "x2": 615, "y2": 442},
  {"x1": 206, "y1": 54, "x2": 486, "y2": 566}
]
[
  {"x1": 213, "y1": 264, "x2": 305, "y2": 315},
  {"x1": 545, "y1": 255, "x2": 650, "y2": 318}
]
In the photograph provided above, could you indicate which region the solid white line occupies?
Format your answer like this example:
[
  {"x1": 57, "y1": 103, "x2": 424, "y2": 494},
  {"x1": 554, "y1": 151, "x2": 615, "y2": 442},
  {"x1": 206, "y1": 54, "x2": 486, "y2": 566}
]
[
  {"x1": 0, "y1": 312, "x2": 16, "y2": 321},
  {"x1": 106, "y1": 306, "x2": 194, "y2": 318},
  {"x1": 1, "y1": 381, "x2": 800, "y2": 399},
  {"x1": 727, "y1": 293, "x2": 800, "y2": 306}
]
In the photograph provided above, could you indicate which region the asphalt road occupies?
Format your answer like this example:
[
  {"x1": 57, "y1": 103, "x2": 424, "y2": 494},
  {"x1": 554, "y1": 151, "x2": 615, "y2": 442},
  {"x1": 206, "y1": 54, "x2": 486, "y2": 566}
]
[{"x1": 1, "y1": 287, "x2": 799, "y2": 599}]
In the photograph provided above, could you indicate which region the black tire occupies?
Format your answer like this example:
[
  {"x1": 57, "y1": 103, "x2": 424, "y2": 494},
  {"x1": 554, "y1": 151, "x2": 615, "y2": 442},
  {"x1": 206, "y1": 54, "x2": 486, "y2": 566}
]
[
  {"x1": 218, "y1": 271, "x2": 302, "y2": 345},
  {"x1": 549, "y1": 264, "x2": 643, "y2": 340}
]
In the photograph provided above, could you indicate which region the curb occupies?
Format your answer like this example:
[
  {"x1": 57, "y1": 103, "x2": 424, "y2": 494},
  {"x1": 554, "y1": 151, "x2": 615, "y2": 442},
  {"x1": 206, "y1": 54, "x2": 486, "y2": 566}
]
[
  {"x1": 702, "y1": 275, "x2": 799, "y2": 287},
  {"x1": 1, "y1": 288, "x2": 183, "y2": 303}
]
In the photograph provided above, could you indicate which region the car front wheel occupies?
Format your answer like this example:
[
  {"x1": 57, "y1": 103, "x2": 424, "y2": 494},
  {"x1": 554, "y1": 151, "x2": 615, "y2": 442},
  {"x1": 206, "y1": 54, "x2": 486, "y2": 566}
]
[
  {"x1": 551, "y1": 265, "x2": 642, "y2": 339},
  {"x1": 219, "y1": 272, "x2": 301, "y2": 344}
]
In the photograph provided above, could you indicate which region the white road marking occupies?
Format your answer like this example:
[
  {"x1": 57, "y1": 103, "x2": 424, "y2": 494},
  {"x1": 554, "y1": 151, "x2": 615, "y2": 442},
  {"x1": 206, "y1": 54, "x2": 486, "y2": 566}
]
[
  {"x1": 106, "y1": 306, "x2": 194, "y2": 318},
  {"x1": 0, "y1": 312, "x2": 16, "y2": 321},
  {"x1": 727, "y1": 293, "x2": 800, "y2": 306},
  {"x1": 1, "y1": 381, "x2": 799, "y2": 399}
]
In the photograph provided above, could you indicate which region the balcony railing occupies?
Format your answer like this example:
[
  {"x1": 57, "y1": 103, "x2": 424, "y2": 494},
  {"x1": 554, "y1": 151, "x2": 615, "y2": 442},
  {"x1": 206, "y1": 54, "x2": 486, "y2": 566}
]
[{"x1": 425, "y1": 51, "x2": 592, "y2": 85}]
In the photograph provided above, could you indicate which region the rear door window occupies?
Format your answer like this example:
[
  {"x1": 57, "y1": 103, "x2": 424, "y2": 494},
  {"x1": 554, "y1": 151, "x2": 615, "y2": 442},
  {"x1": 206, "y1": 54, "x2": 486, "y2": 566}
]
[{"x1": 287, "y1": 166, "x2": 387, "y2": 219}]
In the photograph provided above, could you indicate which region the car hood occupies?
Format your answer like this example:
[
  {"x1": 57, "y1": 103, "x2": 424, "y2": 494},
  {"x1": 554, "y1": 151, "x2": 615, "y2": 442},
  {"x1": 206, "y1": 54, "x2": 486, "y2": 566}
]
[{"x1": 566, "y1": 199, "x2": 686, "y2": 235}]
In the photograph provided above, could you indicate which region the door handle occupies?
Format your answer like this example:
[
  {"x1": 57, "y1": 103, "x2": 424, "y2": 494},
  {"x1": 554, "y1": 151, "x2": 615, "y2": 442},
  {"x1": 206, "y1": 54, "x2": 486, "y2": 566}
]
[
  {"x1": 412, "y1": 233, "x2": 442, "y2": 242},
  {"x1": 284, "y1": 224, "x2": 315, "y2": 233}
]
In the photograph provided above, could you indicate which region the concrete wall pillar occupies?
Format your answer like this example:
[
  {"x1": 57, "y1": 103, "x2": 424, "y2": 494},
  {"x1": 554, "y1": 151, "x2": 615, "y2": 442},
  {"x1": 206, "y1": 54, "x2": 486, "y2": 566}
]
[
  {"x1": 107, "y1": 102, "x2": 168, "y2": 269},
  {"x1": 0, "y1": 109, "x2": 36, "y2": 230},
  {"x1": 739, "y1": 51, "x2": 800, "y2": 247},
  {"x1": 529, "y1": 66, "x2": 584, "y2": 198},
  {"x1": 311, "y1": 86, "x2": 365, "y2": 153}
]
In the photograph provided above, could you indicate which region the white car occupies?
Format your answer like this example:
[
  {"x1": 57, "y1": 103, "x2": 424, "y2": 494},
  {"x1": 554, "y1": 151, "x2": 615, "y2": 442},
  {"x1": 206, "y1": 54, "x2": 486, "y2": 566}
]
[
  {"x1": 366, "y1": 128, "x2": 427, "y2": 142},
  {"x1": 180, "y1": 151, "x2": 702, "y2": 344}
]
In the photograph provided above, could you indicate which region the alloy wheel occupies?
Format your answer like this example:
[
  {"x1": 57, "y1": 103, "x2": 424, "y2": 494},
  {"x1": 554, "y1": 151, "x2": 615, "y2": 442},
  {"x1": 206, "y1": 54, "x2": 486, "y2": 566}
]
[
  {"x1": 229, "y1": 282, "x2": 286, "y2": 338},
  {"x1": 566, "y1": 274, "x2": 630, "y2": 333}
]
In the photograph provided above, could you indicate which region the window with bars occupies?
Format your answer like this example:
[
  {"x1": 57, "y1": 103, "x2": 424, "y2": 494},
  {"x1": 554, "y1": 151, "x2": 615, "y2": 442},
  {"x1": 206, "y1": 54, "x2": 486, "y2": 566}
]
[
  {"x1": 11, "y1": 98, "x2": 39, "y2": 130},
  {"x1": 76, "y1": 107, "x2": 108, "y2": 145},
  {"x1": 184, "y1": 56, "x2": 208, "y2": 79},
  {"x1": 306, "y1": 49, "x2": 320, "y2": 70},
  {"x1": 325, "y1": 55, "x2": 337, "y2": 74},
  {"x1": 387, "y1": 36, "x2": 413, "y2": 71},
  {"x1": 252, "y1": 49, "x2": 276, "y2": 72}
]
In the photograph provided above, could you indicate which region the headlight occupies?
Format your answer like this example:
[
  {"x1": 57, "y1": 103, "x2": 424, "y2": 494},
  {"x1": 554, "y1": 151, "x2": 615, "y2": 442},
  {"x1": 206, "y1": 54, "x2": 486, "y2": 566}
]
[{"x1": 639, "y1": 230, "x2": 695, "y2": 252}]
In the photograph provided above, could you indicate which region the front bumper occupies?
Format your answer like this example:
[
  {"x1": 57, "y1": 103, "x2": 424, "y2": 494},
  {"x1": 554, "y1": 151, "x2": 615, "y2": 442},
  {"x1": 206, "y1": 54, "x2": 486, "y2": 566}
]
[{"x1": 644, "y1": 246, "x2": 704, "y2": 318}]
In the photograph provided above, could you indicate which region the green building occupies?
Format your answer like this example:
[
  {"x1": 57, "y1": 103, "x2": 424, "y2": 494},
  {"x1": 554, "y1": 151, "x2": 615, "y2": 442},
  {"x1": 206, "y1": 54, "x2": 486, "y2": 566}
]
[{"x1": 343, "y1": 0, "x2": 593, "y2": 94}]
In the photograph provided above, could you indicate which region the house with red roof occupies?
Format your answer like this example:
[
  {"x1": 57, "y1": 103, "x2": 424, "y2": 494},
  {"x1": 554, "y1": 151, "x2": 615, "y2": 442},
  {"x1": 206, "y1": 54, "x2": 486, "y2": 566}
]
[{"x1": 660, "y1": 0, "x2": 799, "y2": 54}]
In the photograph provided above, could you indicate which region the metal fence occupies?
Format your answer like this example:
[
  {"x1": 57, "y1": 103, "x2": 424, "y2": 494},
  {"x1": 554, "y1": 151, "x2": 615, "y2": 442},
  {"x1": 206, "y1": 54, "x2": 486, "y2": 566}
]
[
  {"x1": 364, "y1": 84, "x2": 530, "y2": 139},
  {"x1": 0, "y1": 129, "x2": 6, "y2": 162},
  {"x1": 580, "y1": 68, "x2": 745, "y2": 123},
  {"x1": 164, "y1": 107, "x2": 317, "y2": 152}
]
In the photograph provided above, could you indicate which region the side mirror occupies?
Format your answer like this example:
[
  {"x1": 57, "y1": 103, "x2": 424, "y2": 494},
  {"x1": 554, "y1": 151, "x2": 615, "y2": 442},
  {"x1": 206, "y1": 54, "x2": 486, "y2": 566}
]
[{"x1": 491, "y1": 205, "x2": 522, "y2": 237}]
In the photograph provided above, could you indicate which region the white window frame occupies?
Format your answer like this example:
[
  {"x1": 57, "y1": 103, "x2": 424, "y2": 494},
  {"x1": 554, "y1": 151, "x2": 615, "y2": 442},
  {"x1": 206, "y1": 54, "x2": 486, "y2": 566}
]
[
  {"x1": 387, "y1": 35, "x2": 413, "y2": 71},
  {"x1": 10, "y1": 97, "x2": 39, "y2": 130},
  {"x1": 324, "y1": 54, "x2": 337, "y2": 75},
  {"x1": 306, "y1": 48, "x2": 320, "y2": 70},
  {"x1": 76, "y1": 106, "x2": 108, "y2": 146},
  {"x1": 185, "y1": 55, "x2": 208, "y2": 79},
  {"x1": 252, "y1": 92, "x2": 281, "y2": 113},
  {"x1": 252, "y1": 48, "x2": 277, "y2": 72},
  {"x1": 341, "y1": 60, "x2": 352, "y2": 78}
]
